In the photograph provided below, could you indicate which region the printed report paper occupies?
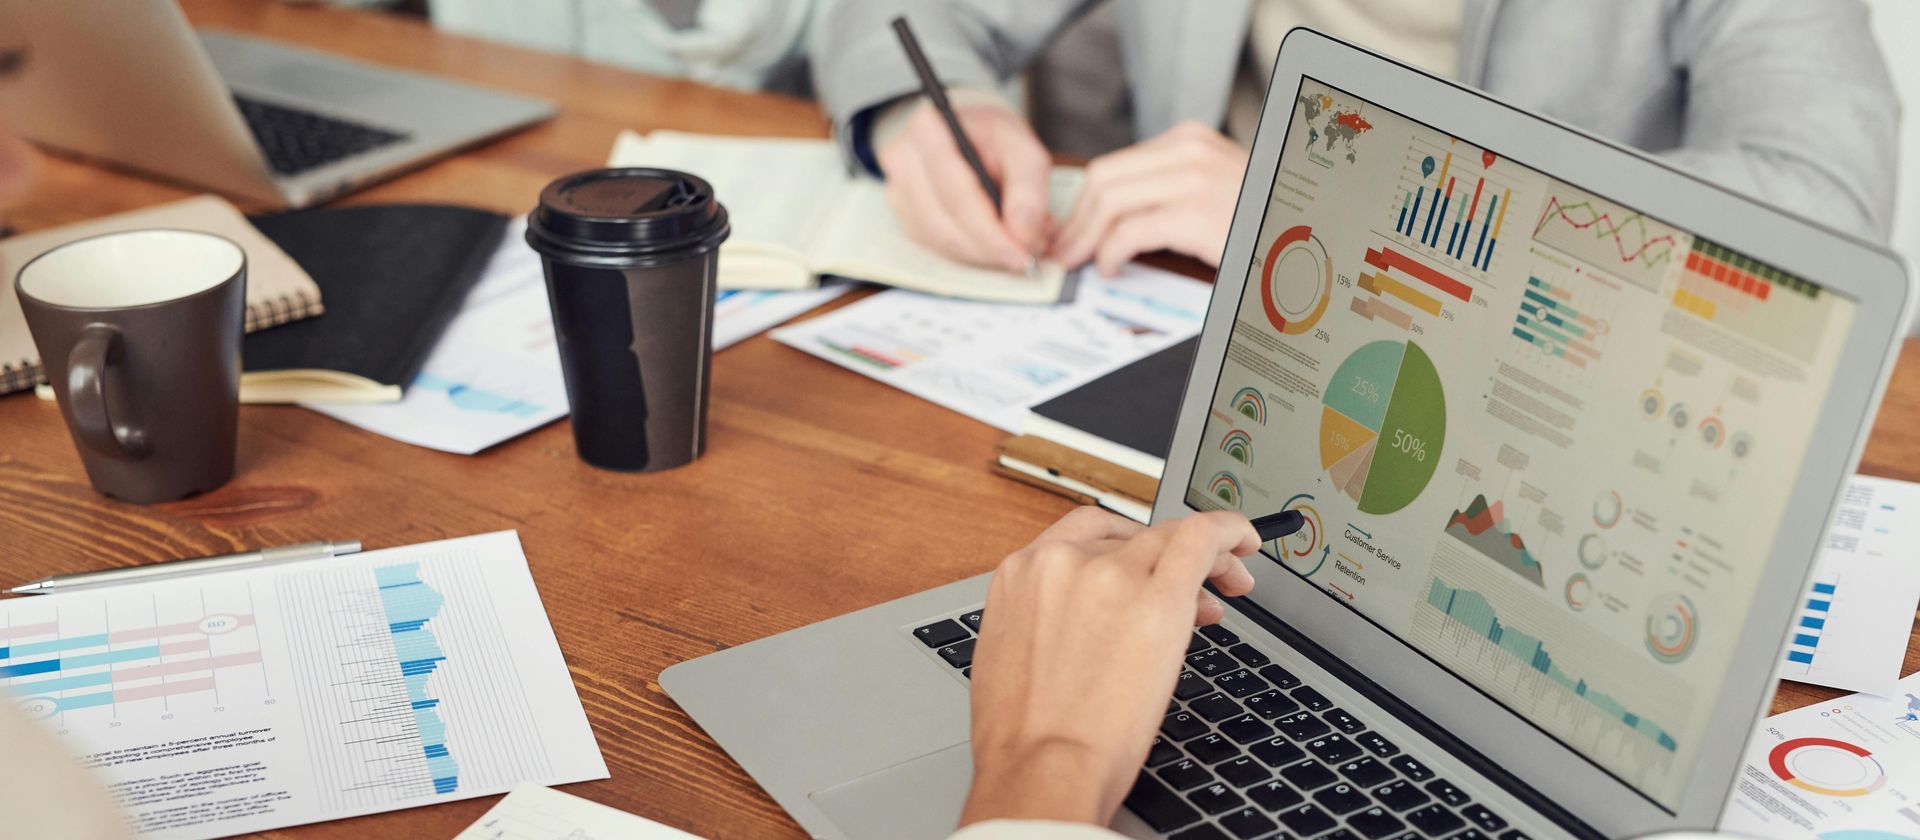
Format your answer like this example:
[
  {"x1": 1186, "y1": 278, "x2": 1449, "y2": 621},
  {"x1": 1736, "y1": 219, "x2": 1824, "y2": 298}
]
[
  {"x1": 455, "y1": 783, "x2": 701, "y2": 840},
  {"x1": 0, "y1": 531, "x2": 606, "y2": 839},
  {"x1": 773, "y1": 264, "x2": 1213, "y2": 431},
  {"x1": 1779, "y1": 474, "x2": 1920, "y2": 696},
  {"x1": 1723, "y1": 671, "x2": 1920, "y2": 837},
  {"x1": 309, "y1": 217, "x2": 850, "y2": 454}
]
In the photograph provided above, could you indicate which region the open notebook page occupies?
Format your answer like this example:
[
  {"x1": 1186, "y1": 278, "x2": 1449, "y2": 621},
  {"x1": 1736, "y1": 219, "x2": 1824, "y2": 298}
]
[{"x1": 809, "y1": 167, "x2": 1085, "y2": 304}]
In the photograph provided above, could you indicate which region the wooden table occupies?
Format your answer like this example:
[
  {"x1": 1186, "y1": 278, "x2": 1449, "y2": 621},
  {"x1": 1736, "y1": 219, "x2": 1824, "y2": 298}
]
[{"x1": 2, "y1": 2, "x2": 1916, "y2": 836}]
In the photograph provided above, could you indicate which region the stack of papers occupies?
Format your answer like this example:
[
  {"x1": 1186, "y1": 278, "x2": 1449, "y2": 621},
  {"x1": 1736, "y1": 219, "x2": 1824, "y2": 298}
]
[
  {"x1": 1725, "y1": 672, "x2": 1920, "y2": 837},
  {"x1": 773, "y1": 264, "x2": 1213, "y2": 432},
  {"x1": 456, "y1": 784, "x2": 700, "y2": 839},
  {"x1": 1780, "y1": 474, "x2": 1920, "y2": 696}
]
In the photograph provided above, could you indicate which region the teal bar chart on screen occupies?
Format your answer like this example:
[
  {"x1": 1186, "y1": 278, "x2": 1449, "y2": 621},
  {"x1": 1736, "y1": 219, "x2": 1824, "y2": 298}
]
[{"x1": 0, "y1": 532, "x2": 605, "y2": 840}]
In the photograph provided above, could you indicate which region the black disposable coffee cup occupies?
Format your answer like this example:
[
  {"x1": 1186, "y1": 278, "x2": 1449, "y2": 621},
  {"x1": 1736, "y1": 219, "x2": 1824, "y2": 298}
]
[{"x1": 526, "y1": 168, "x2": 730, "y2": 472}]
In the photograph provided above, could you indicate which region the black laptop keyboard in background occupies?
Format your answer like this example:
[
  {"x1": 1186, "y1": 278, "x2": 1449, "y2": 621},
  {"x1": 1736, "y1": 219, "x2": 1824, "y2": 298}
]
[
  {"x1": 910, "y1": 612, "x2": 1531, "y2": 840},
  {"x1": 233, "y1": 95, "x2": 409, "y2": 176}
]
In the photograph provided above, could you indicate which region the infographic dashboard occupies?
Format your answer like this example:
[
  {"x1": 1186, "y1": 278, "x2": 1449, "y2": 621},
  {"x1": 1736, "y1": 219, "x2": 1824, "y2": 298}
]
[{"x1": 1186, "y1": 78, "x2": 1857, "y2": 809}]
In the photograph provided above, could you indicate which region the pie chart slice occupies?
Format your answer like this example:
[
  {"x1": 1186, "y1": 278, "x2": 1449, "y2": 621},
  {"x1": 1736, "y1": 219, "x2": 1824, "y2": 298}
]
[{"x1": 1319, "y1": 340, "x2": 1445, "y2": 515}]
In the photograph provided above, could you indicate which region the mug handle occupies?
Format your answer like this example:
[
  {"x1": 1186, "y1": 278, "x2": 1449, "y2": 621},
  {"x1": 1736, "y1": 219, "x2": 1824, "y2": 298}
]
[{"x1": 66, "y1": 324, "x2": 150, "y2": 459}]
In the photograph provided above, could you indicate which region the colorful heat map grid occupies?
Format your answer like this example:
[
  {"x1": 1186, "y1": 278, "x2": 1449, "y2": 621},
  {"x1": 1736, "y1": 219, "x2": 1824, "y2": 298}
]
[
  {"x1": 1394, "y1": 150, "x2": 1511, "y2": 273},
  {"x1": 1, "y1": 614, "x2": 264, "y2": 716},
  {"x1": 1423, "y1": 576, "x2": 1678, "y2": 753},
  {"x1": 373, "y1": 563, "x2": 459, "y2": 795}
]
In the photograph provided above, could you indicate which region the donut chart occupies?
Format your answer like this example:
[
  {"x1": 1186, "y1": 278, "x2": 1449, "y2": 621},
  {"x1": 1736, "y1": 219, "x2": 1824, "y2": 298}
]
[
  {"x1": 1645, "y1": 593, "x2": 1699, "y2": 663},
  {"x1": 1260, "y1": 225, "x2": 1333, "y2": 336},
  {"x1": 1319, "y1": 340, "x2": 1446, "y2": 515},
  {"x1": 1273, "y1": 493, "x2": 1328, "y2": 576},
  {"x1": 1768, "y1": 737, "x2": 1886, "y2": 797}
]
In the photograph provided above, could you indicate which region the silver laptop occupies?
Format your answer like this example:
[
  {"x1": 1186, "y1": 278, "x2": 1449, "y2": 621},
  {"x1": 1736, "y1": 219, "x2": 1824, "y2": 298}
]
[
  {"x1": 0, "y1": 0, "x2": 553, "y2": 207},
  {"x1": 662, "y1": 29, "x2": 1913, "y2": 840}
]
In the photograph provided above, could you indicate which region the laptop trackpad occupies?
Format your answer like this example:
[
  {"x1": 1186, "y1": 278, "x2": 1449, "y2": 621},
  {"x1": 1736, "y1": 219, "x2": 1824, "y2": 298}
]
[{"x1": 810, "y1": 742, "x2": 973, "y2": 840}]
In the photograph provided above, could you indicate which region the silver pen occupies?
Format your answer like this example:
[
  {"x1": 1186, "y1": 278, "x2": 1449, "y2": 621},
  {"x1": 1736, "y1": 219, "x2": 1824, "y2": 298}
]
[{"x1": 7, "y1": 540, "x2": 362, "y2": 595}]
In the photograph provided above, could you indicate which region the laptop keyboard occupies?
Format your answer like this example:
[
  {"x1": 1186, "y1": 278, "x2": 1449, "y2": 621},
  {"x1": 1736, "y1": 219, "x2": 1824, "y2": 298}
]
[
  {"x1": 233, "y1": 95, "x2": 409, "y2": 176},
  {"x1": 911, "y1": 612, "x2": 1531, "y2": 840}
]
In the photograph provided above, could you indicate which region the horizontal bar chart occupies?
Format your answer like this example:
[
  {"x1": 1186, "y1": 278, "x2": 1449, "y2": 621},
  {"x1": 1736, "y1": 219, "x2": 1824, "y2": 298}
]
[{"x1": 1364, "y1": 246, "x2": 1472, "y2": 303}]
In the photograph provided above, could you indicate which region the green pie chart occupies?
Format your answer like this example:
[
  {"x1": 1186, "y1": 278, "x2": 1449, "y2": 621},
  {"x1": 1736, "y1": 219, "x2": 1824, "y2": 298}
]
[{"x1": 1319, "y1": 340, "x2": 1446, "y2": 515}]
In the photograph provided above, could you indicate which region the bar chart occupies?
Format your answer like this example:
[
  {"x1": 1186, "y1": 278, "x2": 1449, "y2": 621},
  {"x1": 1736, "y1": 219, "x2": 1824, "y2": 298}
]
[
  {"x1": 1391, "y1": 139, "x2": 1515, "y2": 277},
  {"x1": 2, "y1": 590, "x2": 271, "y2": 722},
  {"x1": 1511, "y1": 275, "x2": 1608, "y2": 373}
]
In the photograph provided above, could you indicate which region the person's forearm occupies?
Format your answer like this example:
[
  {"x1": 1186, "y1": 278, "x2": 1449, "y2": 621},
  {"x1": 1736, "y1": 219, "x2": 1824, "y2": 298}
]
[{"x1": 961, "y1": 738, "x2": 1112, "y2": 826}]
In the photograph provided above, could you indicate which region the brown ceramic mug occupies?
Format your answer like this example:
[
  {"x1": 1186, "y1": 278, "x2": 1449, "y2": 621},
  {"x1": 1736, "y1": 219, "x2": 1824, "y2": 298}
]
[{"x1": 15, "y1": 229, "x2": 246, "y2": 503}]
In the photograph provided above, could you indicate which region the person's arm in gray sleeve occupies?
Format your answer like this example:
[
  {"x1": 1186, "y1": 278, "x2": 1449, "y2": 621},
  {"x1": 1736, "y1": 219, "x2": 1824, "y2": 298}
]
[
  {"x1": 1664, "y1": 0, "x2": 1900, "y2": 240},
  {"x1": 809, "y1": 0, "x2": 1097, "y2": 173}
]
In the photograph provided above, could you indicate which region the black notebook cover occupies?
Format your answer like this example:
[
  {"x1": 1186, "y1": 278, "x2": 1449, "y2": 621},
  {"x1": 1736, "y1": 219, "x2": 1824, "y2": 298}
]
[
  {"x1": 1029, "y1": 337, "x2": 1199, "y2": 460},
  {"x1": 242, "y1": 204, "x2": 509, "y2": 387}
]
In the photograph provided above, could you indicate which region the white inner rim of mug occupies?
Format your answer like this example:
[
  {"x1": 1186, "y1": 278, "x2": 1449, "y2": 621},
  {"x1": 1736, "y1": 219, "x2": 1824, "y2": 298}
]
[{"x1": 18, "y1": 229, "x2": 243, "y2": 309}]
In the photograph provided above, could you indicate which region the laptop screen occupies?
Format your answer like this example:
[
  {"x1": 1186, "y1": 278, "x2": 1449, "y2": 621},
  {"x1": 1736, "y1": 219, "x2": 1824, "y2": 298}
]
[{"x1": 1185, "y1": 76, "x2": 1858, "y2": 810}]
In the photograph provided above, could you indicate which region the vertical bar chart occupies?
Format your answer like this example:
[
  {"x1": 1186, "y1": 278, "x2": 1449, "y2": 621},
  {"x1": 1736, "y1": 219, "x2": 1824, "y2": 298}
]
[{"x1": 1393, "y1": 140, "x2": 1513, "y2": 276}]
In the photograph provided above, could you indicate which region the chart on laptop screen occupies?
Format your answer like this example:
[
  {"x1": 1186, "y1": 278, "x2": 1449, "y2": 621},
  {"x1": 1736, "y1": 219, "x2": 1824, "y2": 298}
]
[{"x1": 1187, "y1": 78, "x2": 1858, "y2": 809}]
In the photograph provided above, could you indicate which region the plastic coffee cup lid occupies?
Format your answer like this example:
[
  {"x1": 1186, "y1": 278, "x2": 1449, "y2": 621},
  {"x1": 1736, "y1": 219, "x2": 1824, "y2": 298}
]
[{"x1": 528, "y1": 167, "x2": 730, "y2": 263}]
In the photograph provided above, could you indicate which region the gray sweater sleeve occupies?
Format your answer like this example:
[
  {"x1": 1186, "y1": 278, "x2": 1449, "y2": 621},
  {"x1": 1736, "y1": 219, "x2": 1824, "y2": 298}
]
[
  {"x1": 1662, "y1": 0, "x2": 1901, "y2": 239},
  {"x1": 808, "y1": 0, "x2": 1098, "y2": 170}
]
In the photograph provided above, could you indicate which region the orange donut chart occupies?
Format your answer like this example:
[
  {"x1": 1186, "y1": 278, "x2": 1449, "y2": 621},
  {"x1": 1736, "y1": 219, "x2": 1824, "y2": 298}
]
[
  {"x1": 1260, "y1": 225, "x2": 1332, "y2": 336},
  {"x1": 1768, "y1": 737, "x2": 1886, "y2": 797}
]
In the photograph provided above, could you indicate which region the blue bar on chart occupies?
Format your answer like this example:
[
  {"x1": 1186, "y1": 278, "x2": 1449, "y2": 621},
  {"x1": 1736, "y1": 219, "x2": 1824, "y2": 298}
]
[
  {"x1": 1429, "y1": 178, "x2": 1455, "y2": 248},
  {"x1": 374, "y1": 563, "x2": 461, "y2": 795},
  {"x1": 1786, "y1": 579, "x2": 1836, "y2": 666}
]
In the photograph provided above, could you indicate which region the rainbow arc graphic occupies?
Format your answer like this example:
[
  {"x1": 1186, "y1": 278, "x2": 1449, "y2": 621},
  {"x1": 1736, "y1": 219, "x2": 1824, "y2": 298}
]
[
  {"x1": 1208, "y1": 472, "x2": 1243, "y2": 509},
  {"x1": 1220, "y1": 430, "x2": 1254, "y2": 465},
  {"x1": 1231, "y1": 388, "x2": 1267, "y2": 425}
]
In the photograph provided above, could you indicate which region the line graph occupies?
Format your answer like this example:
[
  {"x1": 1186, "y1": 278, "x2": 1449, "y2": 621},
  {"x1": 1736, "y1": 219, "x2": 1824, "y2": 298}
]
[{"x1": 1530, "y1": 181, "x2": 1686, "y2": 292}]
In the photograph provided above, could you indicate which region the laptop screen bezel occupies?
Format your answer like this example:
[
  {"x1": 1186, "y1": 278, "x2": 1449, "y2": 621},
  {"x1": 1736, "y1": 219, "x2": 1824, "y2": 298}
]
[{"x1": 1151, "y1": 28, "x2": 1912, "y2": 835}]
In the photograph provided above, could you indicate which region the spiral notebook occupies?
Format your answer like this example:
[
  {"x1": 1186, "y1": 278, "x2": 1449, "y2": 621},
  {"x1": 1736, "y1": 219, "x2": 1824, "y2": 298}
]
[{"x1": 0, "y1": 195, "x2": 322, "y2": 394}]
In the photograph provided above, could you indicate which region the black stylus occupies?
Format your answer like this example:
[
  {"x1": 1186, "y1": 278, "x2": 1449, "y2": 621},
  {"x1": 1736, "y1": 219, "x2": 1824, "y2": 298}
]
[{"x1": 1251, "y1": 510, "x2": 1305, "y2": 542}]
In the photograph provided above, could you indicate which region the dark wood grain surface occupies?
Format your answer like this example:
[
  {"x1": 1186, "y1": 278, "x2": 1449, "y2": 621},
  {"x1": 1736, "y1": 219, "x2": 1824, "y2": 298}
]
[{"x1": 1, "y1": 2, "x2": 1915, "y2": 836}]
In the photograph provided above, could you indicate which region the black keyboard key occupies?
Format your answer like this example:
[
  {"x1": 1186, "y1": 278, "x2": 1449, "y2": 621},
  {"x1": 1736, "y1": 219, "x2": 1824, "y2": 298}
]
[
  {"x1": 1338, "y1": 756, "x2": 1394, "y2": 787},
  {"x1": 1162, "y1": 711, "x2": 1209, "y2": 741},
  {"x1": 1451, "y1": 831, "x2": 1494, "y2": 840},
  {"x1": 1168, "y1": 698, "x2": 1180, "y2": 714},
  {"x1": 960, "y1": 609, "x2": 984, "y2": 632},
  {"x1": 1244, "y1": 689, "x2": 1298, "y2": 719},
  {"x1": 1462, "y1": 804, "x2": 1508, "y2": 832},
  {"x1": 1188, "y1": 633, "x2": 1211, "y2": 654},
  {"x1": 1389, "y1": 754, "x2": 1434, "y2": 782},
  {"x1": 1347, "y1": 805, "x2": 1406, "y2": 839},
  {"x1": 1249, "y1": 778, "x2": 1304, "y2": 810},
  {"x1": 1313, "y1": 782, "x2": 1370, "y2": 815},
  {"x1": 1404, "y1": 804, "x2": 1465, "y2": 835},
  {"x1": 1292, "y1": 685, "x2": 1333, "y2": 711},
  {"x1": 1217, "y1": 756, "x2": 1268, "y2": 787},
  {"x1": 1424, "y1": 778, "x2": 1470, "y2": 807},
  {"x1": 1372, "y1": 779, "x2": 1430, "y2": 811},
  {"x1": 1219, "y1": 806, "x2": 1278, "y2": 839},
  {"x1": 1305, "y1": 733, "x2": 1362, "y2": 764},
  {"x1": 1190, "y1": 693, "x2": 1242, "y2": 722},
  {"x1": 1214, "y1": 669, "x2": 1266, "y2": 698},
  {"x1": 1147, "y1": 736, "x2": 1182, "y2": 767},
  {"x1": 1188, "y1": 782, "x2": 1245, "y2": 815},
  {"x1": 1279, "y1": 759, "x2": 1338, "y2": 791},
  {"x1": 1157, "y1": 758, "x2": 1215, "y2": 791},
  {"x1": 1188, "y1": 733, "x2": 1240, "y2": 765},
  {"x1": 1174, "y1": 669, "x2": 1213, "y2": 701},
  {"x1": 1275, "y1": 711, "x2": 1331, "y2": 741},
  {"x1": 1499, "y1": 831, "x2": 1533, "y2": 840},
  {"x1": 1126, "y1": 772, "x2": 1203, "y2": 832},
  {"x1": 912, "y1": 619, "x2": 969, "y2": 648},
  {"x1": 962, "y1": 667, "x2": 971, "y2": 679},
  {"x1": 1323, "y1": 707, "x2": 1365, "y2": 734},
  {"x1": 1259, "y1": 664, "x2": 1302, "y2": 690},
  {"x1": 937, "y1": 639, "x2": 975, "y2": 668},
  {"x1": 1321, "y1": 831, "x2": 1361, "y2": 840},
  {"x1": 1220, "y1": 714, "x2": 1275, "y2": 744},
  {"x1": 1251, "y1": 736, "x2": 1305, "y2": 767},
  {"x1": 1276, "y1": 803, "x2": 1338, "y2": 836},
  {"x1": 1200, "y1": 625, "x2": 1241, "y2": 646},
  {"x1": 1226, "y1": 643, "x2": 1270, "y2": 668},
  {"x1": 1356, "y1": 730, "x2": 1399, "y2": 757},
  {"x1": 233, "y1": 96, "x2": 407, "y2": 176},
  {"x1": 1187, "y1": 648, "x2": 1233, "y2": 676},
  {"x1": 1169, "y1": 825, "x2": 1227, "y2": 840}
]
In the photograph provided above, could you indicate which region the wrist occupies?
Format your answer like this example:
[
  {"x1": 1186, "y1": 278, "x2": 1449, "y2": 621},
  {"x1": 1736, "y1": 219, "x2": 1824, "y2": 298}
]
[{"x1": 960, "y1": 736, "x2": 1115, "y2": 827}]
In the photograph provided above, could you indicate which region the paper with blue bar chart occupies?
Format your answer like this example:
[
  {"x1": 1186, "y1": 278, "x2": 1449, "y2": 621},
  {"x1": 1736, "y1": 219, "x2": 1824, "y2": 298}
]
[
  {"x1": 0, "y1": 531, "x2": 605, "y2": 839},
  {"x1": 1779, "y1": 474, "x2": 1920, "y2": 696}
]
